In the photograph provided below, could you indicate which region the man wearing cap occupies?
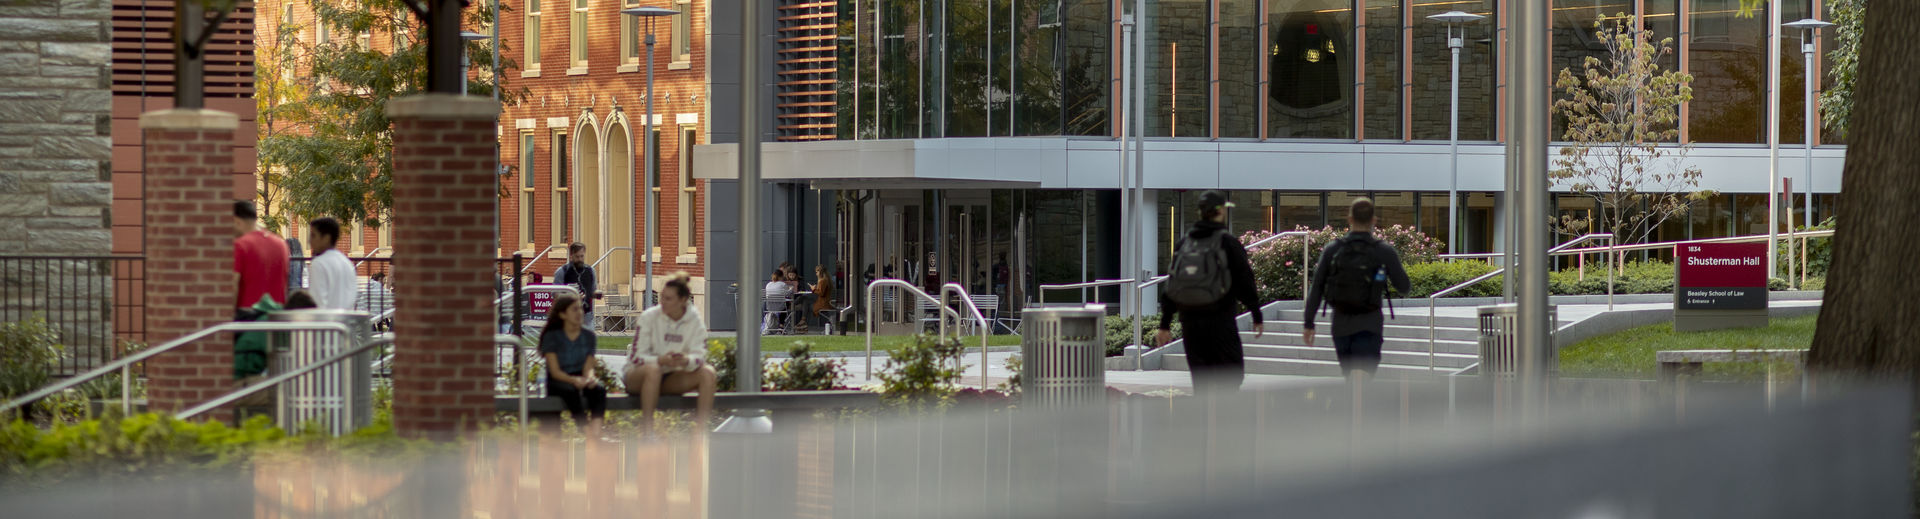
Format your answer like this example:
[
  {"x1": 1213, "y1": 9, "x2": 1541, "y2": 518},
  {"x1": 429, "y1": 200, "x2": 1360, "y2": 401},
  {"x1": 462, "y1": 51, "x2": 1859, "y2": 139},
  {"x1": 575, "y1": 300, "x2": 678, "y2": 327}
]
[{"x1": 1155, "y1": 191, "x2": 1265, "y2": 394}]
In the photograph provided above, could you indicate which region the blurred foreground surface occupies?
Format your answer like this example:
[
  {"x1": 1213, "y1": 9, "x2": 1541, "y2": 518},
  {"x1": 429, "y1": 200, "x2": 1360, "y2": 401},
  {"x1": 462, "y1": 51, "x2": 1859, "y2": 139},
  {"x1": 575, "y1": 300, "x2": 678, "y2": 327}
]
[{"x1": 2, "y1": 378, "x2": 1908, "y2": 518}]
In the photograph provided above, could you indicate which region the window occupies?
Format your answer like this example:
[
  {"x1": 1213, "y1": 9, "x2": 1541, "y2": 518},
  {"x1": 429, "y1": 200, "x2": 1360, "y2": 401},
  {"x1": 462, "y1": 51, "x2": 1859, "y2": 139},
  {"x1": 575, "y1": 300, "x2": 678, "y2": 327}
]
[
  {"x1": 621, "y1": 0, "x2": 640, "y2": 66},
  {"x1": 351, "y1": 221, "x2": 366, "y2": 255},
  {"x1": 678, "y1": 126, "x2": 696, "y2": 253},
  {"x1": 520, "y1": 132, "x2": 536, "y2": 250},
  {"x1": 648, "y1": 127, "x2": 662, "y2": 195},
  {"x1": 316, "y1": 16, "x2": 329, "y2": 46},
  {"x1": 671, "y1": 0, "x2": 691, "y2": 63},
  {"x1": 569, "y1": 0, "x2": 588, "y2": 70},
  {"x1": 553, "y1": 131, "x2": 570, "y2": 246},
  {"x1": 377, "y1": 211, "x2": 390, "y2": 249},
  {"x1": 524, "y1": 0, "x2": 541, "y2": 71}
]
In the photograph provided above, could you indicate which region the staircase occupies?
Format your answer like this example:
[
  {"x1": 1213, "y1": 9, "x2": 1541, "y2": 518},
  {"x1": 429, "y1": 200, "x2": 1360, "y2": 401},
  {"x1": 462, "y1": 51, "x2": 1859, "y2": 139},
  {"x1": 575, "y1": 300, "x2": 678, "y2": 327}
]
[{"x1": 1163, "y1": 306, "x2": 1572, "y2": 378}]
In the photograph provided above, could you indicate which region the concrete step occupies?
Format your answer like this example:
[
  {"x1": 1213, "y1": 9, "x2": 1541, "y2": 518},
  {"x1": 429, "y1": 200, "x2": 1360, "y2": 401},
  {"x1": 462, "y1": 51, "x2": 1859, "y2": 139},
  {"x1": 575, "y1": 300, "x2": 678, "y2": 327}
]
[
  {"x1": 1239, "y1": 333, "x2": 1482, "y2": 356},
  {"x1": 1251, "y1": 323, "x2": 1483, "y2": 342},
  {"x1": 1262, "y1": 309, "x2": 1483, "y2": 329},
  {"x1": 1239, "y1": 344, "x2": 1478, "y2": 369},
  {"x1": 1164, "y1": 354, "x2": 1448, "y2": 379}
]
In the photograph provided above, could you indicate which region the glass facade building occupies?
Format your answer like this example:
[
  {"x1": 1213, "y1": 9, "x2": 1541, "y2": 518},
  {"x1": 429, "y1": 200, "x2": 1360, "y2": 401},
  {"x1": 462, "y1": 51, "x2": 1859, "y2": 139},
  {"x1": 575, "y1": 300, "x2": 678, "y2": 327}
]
[{"x1": 831, "y1": 0, "x2": 1832, "y2": 146}]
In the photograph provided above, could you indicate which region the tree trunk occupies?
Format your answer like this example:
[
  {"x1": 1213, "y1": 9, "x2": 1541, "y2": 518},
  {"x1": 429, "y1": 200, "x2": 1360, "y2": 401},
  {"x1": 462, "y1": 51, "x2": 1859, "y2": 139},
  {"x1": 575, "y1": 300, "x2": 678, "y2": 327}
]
[{"x1": 1807, "y1": 0, "x2": 1920, "y2": 378}]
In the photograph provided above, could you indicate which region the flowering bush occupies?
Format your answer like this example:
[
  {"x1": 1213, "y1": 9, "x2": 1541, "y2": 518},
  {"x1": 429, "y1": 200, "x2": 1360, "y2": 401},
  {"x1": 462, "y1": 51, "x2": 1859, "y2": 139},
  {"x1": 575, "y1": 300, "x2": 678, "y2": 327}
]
[{"x1": 1243, "y1": 225, "x2": 1443, "y2": 301}]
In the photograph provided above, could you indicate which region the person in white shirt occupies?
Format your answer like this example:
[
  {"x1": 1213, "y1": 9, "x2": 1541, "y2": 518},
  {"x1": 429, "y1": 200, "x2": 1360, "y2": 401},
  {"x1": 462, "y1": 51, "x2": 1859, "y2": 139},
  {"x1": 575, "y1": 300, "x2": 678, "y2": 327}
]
[
  {"x1": 305, "y1": 217, "x2": 357, "y2": 311},
  {"x1": 762, "y1": 267, "x2": 795, "y2": 333},
  {"x1": 624, "y1": 272, "x2": 715, "y2": 430}
]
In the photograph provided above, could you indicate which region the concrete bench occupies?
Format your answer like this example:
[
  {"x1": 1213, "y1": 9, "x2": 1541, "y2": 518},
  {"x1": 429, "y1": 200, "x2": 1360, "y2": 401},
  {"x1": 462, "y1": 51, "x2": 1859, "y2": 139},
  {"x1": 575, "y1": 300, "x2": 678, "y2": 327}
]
[
  {"x1": 494, "y1": 389, "x2": 882, "y2": 415},
  {"x1": 1656, "y1": 349, "x2": 1806, "y2": 385}
]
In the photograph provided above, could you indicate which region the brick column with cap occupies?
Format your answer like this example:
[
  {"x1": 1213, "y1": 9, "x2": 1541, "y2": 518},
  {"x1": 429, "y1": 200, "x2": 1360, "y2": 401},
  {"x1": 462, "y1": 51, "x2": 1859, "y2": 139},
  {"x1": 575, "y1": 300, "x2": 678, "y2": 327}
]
[
  {"x1": 139, "y1": 109, "x2": 239, "y2": 415},
  {"x1": 387, "y1": 94, "x2": 502, "y2": 437}
]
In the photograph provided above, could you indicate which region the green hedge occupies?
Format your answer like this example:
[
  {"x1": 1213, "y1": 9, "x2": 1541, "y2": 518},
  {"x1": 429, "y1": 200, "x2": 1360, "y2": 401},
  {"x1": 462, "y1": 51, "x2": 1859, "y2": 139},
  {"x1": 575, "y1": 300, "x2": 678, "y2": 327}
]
[
  {"x1": 1245, "y1": 225, "x2": 1443, "y2": 302},
  {"x1": 1406, "y1": 261, "x2": 1503, "y2": 298}
]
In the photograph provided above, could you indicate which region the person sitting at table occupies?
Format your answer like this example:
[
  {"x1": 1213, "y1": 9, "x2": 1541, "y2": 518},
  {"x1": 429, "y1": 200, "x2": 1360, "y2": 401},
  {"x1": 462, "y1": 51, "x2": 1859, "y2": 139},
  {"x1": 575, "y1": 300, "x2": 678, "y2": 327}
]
[
  {"x1": 763, "y1": 267, "x2": 794, "y2": 333},
  {"x1": 625, "y1": 272, "x2": 715, "y2": 432}
]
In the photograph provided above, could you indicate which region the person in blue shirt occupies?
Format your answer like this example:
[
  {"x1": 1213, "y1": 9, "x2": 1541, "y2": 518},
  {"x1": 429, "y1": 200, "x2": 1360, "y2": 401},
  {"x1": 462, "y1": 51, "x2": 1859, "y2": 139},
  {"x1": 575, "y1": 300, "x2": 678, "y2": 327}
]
[{"x1": 540, "y1": 294, "x2": 606, "y2": 435}]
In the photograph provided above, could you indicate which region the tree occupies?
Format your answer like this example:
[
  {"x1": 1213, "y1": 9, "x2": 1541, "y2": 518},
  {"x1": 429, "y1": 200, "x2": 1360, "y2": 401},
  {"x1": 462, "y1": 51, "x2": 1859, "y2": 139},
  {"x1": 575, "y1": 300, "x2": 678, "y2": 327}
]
[
  {"x1": 1818, "y1": 0, "x2": 1863, "y2": 138},
  {"x1": 259, "y1": 0, "x2": 522, "y2": 231},
  {"x1": 1807, "y1": 0, "x2": 1920, "y2": 378},
  {"x1": 254, "y1": 9, "x2": 310, "y2": 234},
  {"x1": 1550, "y1": 18, "x2": 1708, "y2": 270}
]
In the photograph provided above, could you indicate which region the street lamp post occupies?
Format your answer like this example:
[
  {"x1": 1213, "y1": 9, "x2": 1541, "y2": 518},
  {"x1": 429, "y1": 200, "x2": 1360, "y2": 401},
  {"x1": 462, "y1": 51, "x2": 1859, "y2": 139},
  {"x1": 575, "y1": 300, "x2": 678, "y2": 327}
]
[
  {"x1": 1427, "y1": 10, "x2": 1484, "y2": 256},
  {"x1": 1785, "y1": 18, "x2": 1833, "y2": 238},
  {"x1": 459, "y1": 31, "x2": 488, "y2": 95},
  {"x1": 622, "y1": 6, "x2": 681, "y2": 310}
]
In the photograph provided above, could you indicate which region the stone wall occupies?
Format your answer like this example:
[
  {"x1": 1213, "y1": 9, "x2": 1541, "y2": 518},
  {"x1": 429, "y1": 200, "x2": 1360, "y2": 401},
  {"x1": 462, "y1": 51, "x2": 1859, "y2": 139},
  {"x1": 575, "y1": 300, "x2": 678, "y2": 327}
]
[{"x1": 0, "y1": 0, "x2": 116, "y2": 372}]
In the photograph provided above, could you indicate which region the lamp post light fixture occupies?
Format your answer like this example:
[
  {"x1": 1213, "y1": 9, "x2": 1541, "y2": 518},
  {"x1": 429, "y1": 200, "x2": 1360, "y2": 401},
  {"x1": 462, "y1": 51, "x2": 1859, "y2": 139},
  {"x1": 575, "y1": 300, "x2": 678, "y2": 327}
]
[
  {"x1": 621, "y1": 5, "x2": 681, "y2": 310},
  {"x1": 1783, "y1": 18, "x2": 1833, "y2": 236},
  {"x1": 1426, "y1": 10, "x2": 1484, "y2": 256},
  {"x1": 459, "y1": 31, "x2": 488, "y2": 95}
]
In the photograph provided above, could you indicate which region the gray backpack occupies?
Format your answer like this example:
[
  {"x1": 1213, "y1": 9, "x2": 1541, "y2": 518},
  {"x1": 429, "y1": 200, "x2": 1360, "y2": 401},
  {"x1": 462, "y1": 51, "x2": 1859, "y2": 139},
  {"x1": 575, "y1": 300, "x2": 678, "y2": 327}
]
[{"x1": 1164, "y1": 232, "x2": 1232, "y2": 309}]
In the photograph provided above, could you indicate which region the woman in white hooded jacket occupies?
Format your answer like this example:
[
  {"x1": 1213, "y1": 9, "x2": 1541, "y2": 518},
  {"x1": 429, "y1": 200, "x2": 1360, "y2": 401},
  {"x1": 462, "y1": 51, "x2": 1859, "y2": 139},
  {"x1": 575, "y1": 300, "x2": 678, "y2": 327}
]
[{"x1": 624, "y1": 272, "x2": 717, "y2": 429}]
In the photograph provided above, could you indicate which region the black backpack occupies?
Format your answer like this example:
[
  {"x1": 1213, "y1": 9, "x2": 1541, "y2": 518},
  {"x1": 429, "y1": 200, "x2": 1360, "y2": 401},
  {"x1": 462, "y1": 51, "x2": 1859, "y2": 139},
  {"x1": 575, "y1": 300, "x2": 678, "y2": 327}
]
[
  {"x1": 1165, "y1": 232, "x2": 1233, "y2": 309},
  {"x1": 1325, "y1": 237, "x2": 1386, "y2": 314}
]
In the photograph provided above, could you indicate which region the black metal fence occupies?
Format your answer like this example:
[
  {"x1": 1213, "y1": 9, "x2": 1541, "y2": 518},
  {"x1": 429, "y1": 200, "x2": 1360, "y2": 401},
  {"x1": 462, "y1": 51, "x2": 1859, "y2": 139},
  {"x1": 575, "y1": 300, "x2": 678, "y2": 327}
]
[{"x1": 0, "y1": 256, "x2": 147, "y2": 376}]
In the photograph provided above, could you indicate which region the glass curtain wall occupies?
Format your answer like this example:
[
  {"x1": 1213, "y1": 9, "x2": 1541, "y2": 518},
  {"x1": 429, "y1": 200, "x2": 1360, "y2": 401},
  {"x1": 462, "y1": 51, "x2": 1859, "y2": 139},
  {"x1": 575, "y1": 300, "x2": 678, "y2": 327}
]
[
  {"x1": 1361, "y1": 0, "x2": 1400, "y2": 140},
  {"x1": 1218, "y1": 0, "x2": 1259, "y2": 138},
  {"x1": 1268, "y1": 0, "x2": 1353, "y2": 139},
  {"x1": 1144, "y1": 0, "x2": 1211, "y2": 137},
  {"x1": 1777, "y1": 0, "x2": 1810, "y2": 145},
  {"x1": 1017, "y1": 0, "x2": 1067, "y2": 135},
  {"x1": 1689, "y1": 0, "x2": 1768, "y2": 144},
  {"x1": 1409, "y1": 0, "x2": 1494, "y2": 141}
]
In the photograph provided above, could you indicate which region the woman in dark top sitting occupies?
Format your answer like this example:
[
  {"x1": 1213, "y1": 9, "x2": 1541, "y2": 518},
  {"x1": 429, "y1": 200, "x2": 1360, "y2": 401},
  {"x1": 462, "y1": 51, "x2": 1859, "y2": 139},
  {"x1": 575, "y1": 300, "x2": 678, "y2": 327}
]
[{"x1": 540, "y1": 294, "x2": 606, "y2": 434}]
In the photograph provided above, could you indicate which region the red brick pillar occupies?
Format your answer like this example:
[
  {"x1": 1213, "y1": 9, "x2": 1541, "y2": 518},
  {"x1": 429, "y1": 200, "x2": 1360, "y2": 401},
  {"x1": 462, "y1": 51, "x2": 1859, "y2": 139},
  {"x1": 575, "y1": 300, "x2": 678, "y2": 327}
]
[
  {"x1": 387, "y1": 94, "x2": 501, "y2": 437},
  {"x1": 139, "y1": 109, "x2": 239, "y2": 415}
]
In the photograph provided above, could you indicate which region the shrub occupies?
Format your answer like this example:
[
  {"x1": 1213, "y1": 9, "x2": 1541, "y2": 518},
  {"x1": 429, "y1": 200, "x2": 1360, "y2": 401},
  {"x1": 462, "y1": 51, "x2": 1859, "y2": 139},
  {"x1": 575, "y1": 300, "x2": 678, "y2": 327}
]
[
  {"x1": 1777, "y1": 216, "x2": 1835, "y2": 278},
  {"x1": 1104, "y1": 315, "x2": 1179, "y2": 357},
  {"x1": 876, "y1": 334, "x2": 965, "y2": 407},
  {"x1": 998, "y1": 354, "x2": 1023, "y2": 395},
  {"x1": 1803, "y1": 276, "x2": 1826, "y2": 291},
  {"x1": 1244, "y1": 225, "x2": 1442, "y2": 301},
  {"x1": 0, "y1": 316, "x2": 63, "y2": 405},
  {"x1": 707, "y1": 338, "x2": 741, "y2": 392},
  {"x1": 1405, "y1": 261, "x2": 1502, "y2": 298},
  {"x1": 0, "y1": 413, "x2": 285, "y2": 486},
  {"x1": 765, "y1": 342, "x2": 848, "y2": 391}
]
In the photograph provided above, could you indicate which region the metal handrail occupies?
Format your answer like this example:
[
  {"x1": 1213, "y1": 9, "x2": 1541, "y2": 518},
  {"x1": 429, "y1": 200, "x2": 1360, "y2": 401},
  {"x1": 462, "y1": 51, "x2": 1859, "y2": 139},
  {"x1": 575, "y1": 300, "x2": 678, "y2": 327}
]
[
  {"x1": 1037, "y1": 279, "x2": 1135, "y2": 304},
  {"x1": 939, "y1": 284, "x2": 993, "y2": 388},
  {"x1": 588, "y1": 246, "x2": 633, "y2": 275},
  {"x1": 1554, "y1": 229, "x2": 1834, "y2": 255},
  {"x1": 0, "y1": 321, "x2": 354, "y2": 416},
  {"x1": 522, "y1": 244, "x2": 563, "y2": 273},
  {"x1": 863, "y1": 280, "x2": 965, "y2": 379},
  {"x1": 1424, "y1": 234, "x2": 1613, "y2": 371},
  {"x1": 349, "y1": 247, "x2": 394, "y2": 272},
  {"x1": 177, "y1": 333, "x2": 396, "y2": 420}
]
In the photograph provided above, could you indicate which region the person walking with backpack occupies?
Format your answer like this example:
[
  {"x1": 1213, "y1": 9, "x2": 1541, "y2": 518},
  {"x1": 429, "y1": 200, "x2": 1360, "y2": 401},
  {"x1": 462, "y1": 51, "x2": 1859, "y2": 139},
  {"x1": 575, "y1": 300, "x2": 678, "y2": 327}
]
[
  {"x1": 1303, "y1": 197, "x2": 1411, "y2": 385},
  {"x1": 1155, "y1": 191, "x2": 1265, "y2": 395}
]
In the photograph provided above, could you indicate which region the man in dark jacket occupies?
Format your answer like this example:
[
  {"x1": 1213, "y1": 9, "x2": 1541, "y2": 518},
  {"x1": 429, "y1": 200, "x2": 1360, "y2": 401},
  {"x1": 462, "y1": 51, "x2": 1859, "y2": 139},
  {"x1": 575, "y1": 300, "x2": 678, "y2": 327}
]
[
  {"x1": 1303, "y1": 197, "x2": 1411, "y2": 385},
  {"x1": 554, "y1": 242, "x2": 598, "y2": 330},
  {"x1": 1155, "y1": 191, "x2": 1265, "y2": 395}
]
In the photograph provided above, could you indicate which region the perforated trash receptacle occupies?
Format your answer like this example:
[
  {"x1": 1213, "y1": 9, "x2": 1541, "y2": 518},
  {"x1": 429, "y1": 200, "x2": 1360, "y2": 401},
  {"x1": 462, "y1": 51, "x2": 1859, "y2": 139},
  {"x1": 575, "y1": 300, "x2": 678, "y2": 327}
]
[
  {"x1": 1020, "y1": 305, "x2": 1108, "y2": 408},
  {"x1": 1476, "y1": 303, "x2": 1557, "y2": 376},
  {"x1": 269, "y1": 309, "x2": 373, "y2": 436}
]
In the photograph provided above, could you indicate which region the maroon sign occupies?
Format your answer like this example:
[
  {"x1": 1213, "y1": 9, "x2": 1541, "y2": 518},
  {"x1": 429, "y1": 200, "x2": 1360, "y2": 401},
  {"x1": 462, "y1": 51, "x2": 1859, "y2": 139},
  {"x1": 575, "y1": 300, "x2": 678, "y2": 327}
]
[
  {"x1": 528, "y1": 287, "x2": 555, "y2": 320},
  {"x1": 1675, "y1": 242, "x2": 1768, "y2": 310}
]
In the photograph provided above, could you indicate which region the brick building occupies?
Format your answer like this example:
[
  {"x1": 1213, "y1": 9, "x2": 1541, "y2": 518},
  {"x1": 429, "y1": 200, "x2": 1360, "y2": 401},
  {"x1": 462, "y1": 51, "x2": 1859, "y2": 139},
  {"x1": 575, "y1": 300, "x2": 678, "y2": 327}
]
[{"x1": 498, "y1": 0, "x2": 712, "y2": 311}]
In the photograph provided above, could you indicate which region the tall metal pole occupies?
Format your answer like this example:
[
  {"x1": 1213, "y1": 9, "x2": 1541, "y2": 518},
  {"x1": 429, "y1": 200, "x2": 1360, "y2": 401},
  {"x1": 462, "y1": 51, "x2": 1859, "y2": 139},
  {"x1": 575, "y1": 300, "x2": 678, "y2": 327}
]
[
  {"x1": 737, "y1": 2, "x2": 763, "y2": 396},
  {"x1": 1765, "y1": 2, "x2": 1781, "y2": 278},
  {"x1": 1119, "y1": 13, "x2": 1134, "y2": 323},
  {"x1": 1121, "y1": 0, "x2": 1136, "y2": 346},
  {"x1": 645, "y1": 25, "x2": 658, "y2": 308},
  {"x1": 1447, "y1": 26, "x2": 1462, "y2": 255},
  {"x1": 1801, "y1": 33, "x2": 1816, "y2": 232},
  {"x1": 1511, "y1": 0, "x2": 1550, "y2": 415}
]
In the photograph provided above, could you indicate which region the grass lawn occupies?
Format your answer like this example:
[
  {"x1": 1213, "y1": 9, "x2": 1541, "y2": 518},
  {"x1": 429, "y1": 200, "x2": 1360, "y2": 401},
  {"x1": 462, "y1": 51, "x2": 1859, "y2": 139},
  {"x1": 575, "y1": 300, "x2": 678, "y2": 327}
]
[
  {"x1": 1559, "y1": 315, "x2": 1817, "y2": 379},
  {"x1": 596, "y1": 334, "x2": 1021, "y2": 353}
]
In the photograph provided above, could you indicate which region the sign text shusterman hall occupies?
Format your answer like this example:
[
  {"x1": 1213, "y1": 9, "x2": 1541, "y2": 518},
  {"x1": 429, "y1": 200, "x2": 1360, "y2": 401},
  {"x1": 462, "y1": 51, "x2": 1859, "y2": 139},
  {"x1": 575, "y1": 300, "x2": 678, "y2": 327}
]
[{"x1": 1675, "y1": 242, "x2": 1768, "y2": 310}]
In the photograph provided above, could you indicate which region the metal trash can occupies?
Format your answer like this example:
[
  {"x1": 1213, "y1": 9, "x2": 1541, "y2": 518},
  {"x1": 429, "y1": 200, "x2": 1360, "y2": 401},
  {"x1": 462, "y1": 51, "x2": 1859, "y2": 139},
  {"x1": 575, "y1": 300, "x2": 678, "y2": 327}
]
[
  {"x1": 1019, "y1": 304, "x2": 1108, "y2": 408},
  {"x1": 268, "y1": 309, "x2": 374, "y2": 436},
  {"x1": 1476, "y1": 303, "x2": 1557, "y2": 376}
]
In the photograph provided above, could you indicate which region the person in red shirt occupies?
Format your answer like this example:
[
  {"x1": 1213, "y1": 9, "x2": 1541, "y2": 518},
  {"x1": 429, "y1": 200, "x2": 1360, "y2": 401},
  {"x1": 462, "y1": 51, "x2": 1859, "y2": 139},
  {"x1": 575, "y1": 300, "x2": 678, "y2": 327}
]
[{"x1": 233, "y1": 200, "x2": 290, "y2": 311}]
